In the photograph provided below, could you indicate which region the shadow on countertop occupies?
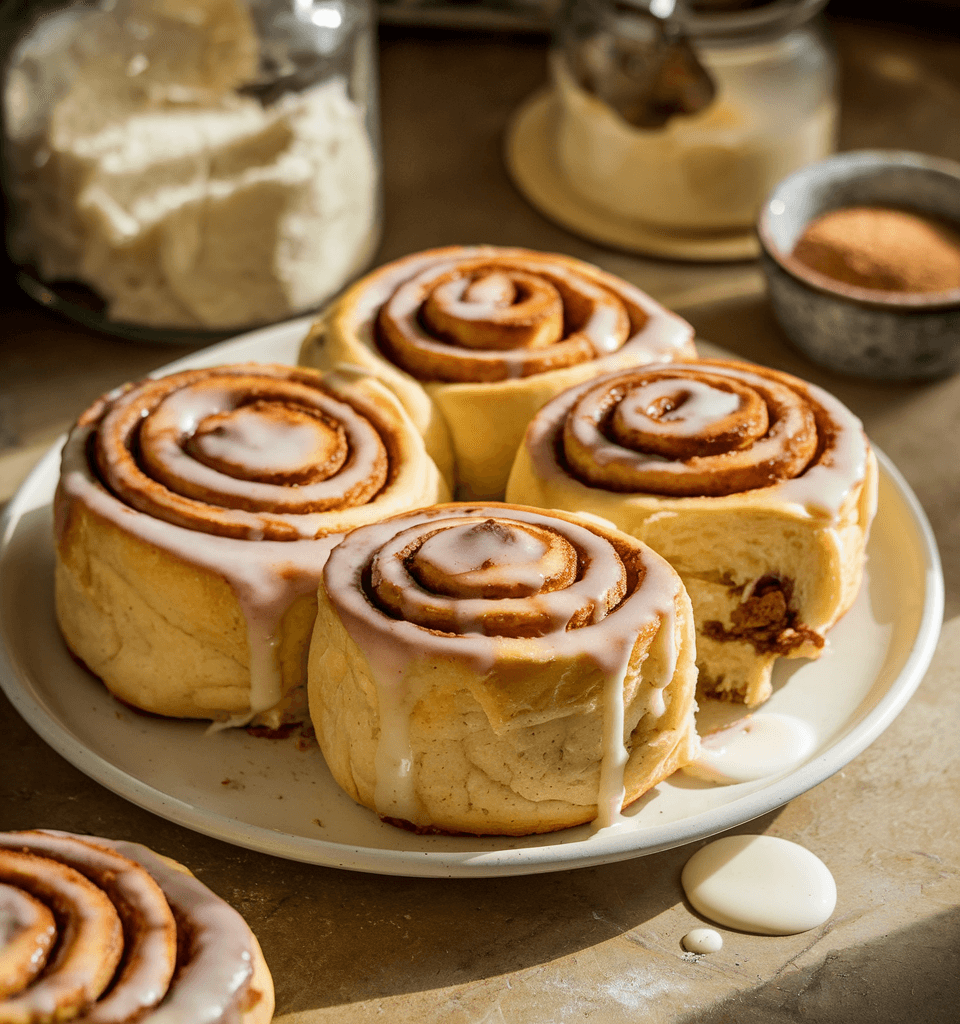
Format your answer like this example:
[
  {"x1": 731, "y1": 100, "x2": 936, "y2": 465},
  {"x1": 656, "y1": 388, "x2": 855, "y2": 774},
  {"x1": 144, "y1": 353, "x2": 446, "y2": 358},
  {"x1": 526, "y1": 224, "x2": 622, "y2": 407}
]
[{"x1": 677, "y1": 905, "x2": 960, "y2": 1024}]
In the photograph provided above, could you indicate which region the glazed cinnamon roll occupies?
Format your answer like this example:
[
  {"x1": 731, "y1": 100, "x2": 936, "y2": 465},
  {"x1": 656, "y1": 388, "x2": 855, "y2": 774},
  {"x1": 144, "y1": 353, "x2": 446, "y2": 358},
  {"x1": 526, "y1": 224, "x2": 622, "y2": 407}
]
[
  {"x1": 55, "y1": 363, "x2": 448, "y2": 724},
  {"x1": 308, "y1": 502, "x2": 698, "y2": 835},
  {"x1": 506, "y1": 360, "x2": 878, "y2": 706},
  {"x1": 0, "y1": 830, "x2": 273, "y2": 1024},
  {"x1": 299, "y1": 245, "x2": 695, "y2": 500}
]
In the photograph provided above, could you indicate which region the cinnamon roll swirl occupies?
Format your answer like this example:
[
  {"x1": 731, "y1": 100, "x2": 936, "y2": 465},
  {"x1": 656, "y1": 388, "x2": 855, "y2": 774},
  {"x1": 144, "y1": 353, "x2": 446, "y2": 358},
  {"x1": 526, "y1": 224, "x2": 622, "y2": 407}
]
[
  {"x1": 308, "y1": 502, "x2": 698, "y2": 835},
  {"x1": 299, "y1": 245, "x2": 695, "y2": 500},
  {"x1": 0, "y1": 830, "x2": 273, "y2": 1024},
  {"x1": 55, "y1": 363, "x2": 448, "y2": 724},
  {"x1": 506, "y1": 360, "x2": 878, "y2": 706}
]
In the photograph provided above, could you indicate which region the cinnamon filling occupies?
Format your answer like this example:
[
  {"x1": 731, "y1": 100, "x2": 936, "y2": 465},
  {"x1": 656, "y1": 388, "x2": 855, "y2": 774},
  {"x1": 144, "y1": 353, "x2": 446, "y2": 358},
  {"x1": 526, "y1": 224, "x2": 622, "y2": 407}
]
[
  {"x1": 90, "y1": 364, "x2": 393, "y2": 541},
  {"x1": 0, "y1": 831, "x2": 262, "y2": 1024},
  {"x1": 703, "y1": 576, "x2": 824, "y2": 656},
  {"x1": 560, "y1": 361, "x2": 822, "y2": 497},
  {"x1": 367, "y1": 512, "x2": 627, "y2": 638},
  {"x1": 374, "y1": 255, "x2": 645, "y2": 383}
]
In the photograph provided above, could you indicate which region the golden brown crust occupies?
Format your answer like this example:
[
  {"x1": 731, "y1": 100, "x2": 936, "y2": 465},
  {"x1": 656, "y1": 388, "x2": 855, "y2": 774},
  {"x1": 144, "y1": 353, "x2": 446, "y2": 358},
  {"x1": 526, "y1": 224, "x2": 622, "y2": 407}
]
[
  {"x1": 54, "y1": 364, "x2": 448, "y2": 723},
  {"x1": 302, "y1": 244, "x2": 696, "y2": 500},
  {"x1": 506, "y1": 358, "x2": 878, "y2": 706},
  {"x1": 309, "y1": 501, "x2": 699, "y2": 835},
  {"x1": 0, "y1": 831, "x2": 274, "y2": 1024}
]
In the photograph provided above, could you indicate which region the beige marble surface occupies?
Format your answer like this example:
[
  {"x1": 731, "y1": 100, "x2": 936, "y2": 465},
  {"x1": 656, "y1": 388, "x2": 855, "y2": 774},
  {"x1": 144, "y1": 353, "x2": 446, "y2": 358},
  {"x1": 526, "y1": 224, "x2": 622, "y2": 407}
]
[{"x1": 2, "y1": 16, "x2": 960, "y2": 1023}]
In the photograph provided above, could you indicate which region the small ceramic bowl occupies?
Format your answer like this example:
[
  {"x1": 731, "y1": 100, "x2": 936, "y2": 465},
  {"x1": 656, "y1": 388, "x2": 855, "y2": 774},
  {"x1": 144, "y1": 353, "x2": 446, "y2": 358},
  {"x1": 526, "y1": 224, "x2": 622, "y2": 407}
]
[{"x1": 757, "y1": 150, "x2": 960, "y2": 380}]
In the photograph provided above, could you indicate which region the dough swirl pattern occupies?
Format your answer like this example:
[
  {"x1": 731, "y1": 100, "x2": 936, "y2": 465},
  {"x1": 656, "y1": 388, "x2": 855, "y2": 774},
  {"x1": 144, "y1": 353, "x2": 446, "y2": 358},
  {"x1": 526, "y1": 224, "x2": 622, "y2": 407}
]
[
  {"x1": 91, "y1": 365, "x2": 393, "y2": 541},
  {"x1": 55, "y1": 363, "x2": 448, "y2": 723},
  {"x1": 0, "y1": 830, "x2": 273, "y2": 1024},
  {"x1": 300, "y1": 245, "x2": 696, "y2": 499},
  {"x1": 506, "y1": 360, "x2": 878, "y2": 705},
  {"x1": 308, "y1": 502, "x2": 699, "y2": 835}
]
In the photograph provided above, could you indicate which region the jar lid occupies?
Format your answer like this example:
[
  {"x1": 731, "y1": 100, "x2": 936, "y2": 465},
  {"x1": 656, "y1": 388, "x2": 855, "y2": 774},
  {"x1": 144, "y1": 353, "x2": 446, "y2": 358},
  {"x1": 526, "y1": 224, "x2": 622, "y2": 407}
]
[{"x1": 680, "y1": 0, "x2": 829, "y2": 39}]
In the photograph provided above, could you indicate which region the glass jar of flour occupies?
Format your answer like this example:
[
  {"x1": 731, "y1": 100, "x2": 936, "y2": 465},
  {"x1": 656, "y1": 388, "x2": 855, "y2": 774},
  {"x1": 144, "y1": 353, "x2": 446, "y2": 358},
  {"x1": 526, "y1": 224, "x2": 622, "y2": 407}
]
[
  {"x1": 552, "y1": 0, "x2": 837, "y2": 236},
  {"x1": 1, "y1": 0, "x2": 381, "y2": 336}
]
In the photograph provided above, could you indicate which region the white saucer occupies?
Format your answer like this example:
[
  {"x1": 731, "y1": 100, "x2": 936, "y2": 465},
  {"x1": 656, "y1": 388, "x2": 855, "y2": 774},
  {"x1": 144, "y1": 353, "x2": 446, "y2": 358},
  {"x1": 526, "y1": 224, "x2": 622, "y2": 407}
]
[
  {"x1": 504, "y1": 90, "x2": 761, "y2": 263},
  {"x1": 0, "y1": 320, "x2": 944, "y2": 878}
]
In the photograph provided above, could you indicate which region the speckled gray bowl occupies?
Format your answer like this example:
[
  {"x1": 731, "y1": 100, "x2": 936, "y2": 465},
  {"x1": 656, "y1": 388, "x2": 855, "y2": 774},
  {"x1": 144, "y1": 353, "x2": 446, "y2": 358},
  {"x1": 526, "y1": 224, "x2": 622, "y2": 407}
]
[{"x1": 757, "y1": 150, "x2": 960, "y2": 380}]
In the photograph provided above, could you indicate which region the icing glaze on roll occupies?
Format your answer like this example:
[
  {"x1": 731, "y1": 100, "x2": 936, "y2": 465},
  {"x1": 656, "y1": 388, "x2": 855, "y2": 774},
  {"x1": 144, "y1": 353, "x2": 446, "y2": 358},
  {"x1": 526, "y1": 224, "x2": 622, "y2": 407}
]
[
  {"x1": 56, "y1": 363, "x2": 447, "y2": 723},
  {"x1": 314, "y1": 503, "x2": 697, "y2": 832},
  {"x1": 355, "y1": 248, "x2": 691, "y2": 383},
  {"x1": 0, "y1": 830, "x2": 272, "y2": 1024},
  {"x1": 303, "y1": 245, "x2": 697, "y2": 500},
  {"x1": 92, "y1": 365, "x2": 393, "y2": 541},
  {"x1": 529, "y1": 360, "x2": 869, "y2": 518},
  {"x1": 508, "y1": 358, "x2": 878, "y2": 707},
  {"x1": 377, "y1": 257, "x2": 637, "y2": 382}
]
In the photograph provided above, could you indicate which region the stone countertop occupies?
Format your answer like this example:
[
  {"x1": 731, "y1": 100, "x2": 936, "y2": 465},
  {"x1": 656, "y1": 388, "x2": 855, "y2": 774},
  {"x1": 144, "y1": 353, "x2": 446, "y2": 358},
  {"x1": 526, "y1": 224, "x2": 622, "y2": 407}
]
[{"x1": 2, "y1": 15, "x2": 960, "y2": 1024}]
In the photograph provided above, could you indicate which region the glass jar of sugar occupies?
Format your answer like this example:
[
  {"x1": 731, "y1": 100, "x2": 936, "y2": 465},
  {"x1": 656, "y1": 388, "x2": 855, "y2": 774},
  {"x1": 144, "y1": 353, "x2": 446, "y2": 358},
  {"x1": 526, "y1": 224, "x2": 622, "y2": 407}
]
[
  {"x1": 1, "y1": 0, "x2": 381, "y2": 338},
  {"x1": 551, "y1": 0, "x2": 837, "y2": 237}
]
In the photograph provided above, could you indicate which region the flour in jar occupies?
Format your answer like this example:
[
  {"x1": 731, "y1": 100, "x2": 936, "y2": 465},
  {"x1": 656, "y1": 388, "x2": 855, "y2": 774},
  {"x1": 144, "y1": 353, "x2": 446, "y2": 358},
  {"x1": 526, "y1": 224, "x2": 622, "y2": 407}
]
[{"x1": 3, "y1": 0, "x2": 379, "y2": 330}]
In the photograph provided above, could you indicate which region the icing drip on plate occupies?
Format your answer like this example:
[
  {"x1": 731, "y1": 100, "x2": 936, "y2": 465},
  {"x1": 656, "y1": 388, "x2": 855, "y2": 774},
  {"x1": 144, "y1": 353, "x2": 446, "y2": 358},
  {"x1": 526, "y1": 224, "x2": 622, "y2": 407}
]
[{"x1": 683, "y1": 713, "x2": 816, "y2": 784}]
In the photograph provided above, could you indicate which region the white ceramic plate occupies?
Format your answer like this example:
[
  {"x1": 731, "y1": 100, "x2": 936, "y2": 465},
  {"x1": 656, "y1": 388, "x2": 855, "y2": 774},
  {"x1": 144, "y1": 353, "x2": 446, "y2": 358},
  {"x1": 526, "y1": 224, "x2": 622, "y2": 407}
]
[{"x1": 0, "y1": 320, "x2": 944, "y2": 877}]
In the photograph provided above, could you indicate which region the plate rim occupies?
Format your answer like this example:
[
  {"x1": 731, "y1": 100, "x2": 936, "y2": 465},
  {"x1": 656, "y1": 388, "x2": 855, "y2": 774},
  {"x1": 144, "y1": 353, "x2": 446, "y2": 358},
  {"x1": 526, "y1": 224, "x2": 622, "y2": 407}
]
[{"x1": 0, "y1": 323, "x2": 945, "y2": 877}]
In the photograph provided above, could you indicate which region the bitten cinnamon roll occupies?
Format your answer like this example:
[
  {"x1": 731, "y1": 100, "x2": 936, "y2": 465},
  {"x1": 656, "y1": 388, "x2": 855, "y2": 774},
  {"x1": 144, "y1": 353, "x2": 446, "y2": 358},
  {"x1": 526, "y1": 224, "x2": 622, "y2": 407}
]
[
  {"x1": 506, "y1": 360, "x2": 878, "y2": 706},
  {"x1": 55, "y1": 363, "x2": 448, "y2": 724},
  {"x1": 0, "y1": 830, "x2": 273, "y2": 1024},
  {"x1": 299, "y1": 245, "x2": 695, "y2": 500},
  {"x1": 308, "y1": 502, "x2": 698, "y2": 835}
]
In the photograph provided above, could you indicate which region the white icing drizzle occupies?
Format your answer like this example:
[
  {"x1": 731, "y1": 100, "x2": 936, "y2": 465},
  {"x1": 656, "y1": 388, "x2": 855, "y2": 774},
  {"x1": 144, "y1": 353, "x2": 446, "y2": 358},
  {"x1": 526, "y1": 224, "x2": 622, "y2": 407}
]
[
  {"x1": 323, "y1": 505, "x2": 682, "y2": 826},
  {"x1": 594, "y1": 571, "x2": 678, "y2": 831},
  {"x1": 115, "y1": 377, "x2": 387, "y2": 525},
  {"x1": 343, "y1": 246, "x2": 695, "y2": 369},
  {"x1": 683, "y1": 713, "x2": 816, "y2": 784},
  {"x1": 0, "y1": 831, "x2": 176, "y2": 1024},
  {"x1": 525, "y1": 362, "x2": 869, "y2": 521},
  {"x1": 414, "y1": 522, "x2": 549, "y2": 590},
  {"x1": 382, "y1": 259, "x2": 631, "y2": 372},
  {"x1": 60, "y1": 422, "x2": 339, "y2": 719},
  {"x1": 0, "y1": 885, "x2": 25, "y2": 944},
  {"x1": 682, "y1": 928, "x2": 723, "y2": 954},
  {"x1": 0, "y1": 883, "x2": 51, "y2": 955},
  {"x1": 73, "y1": 835, "x2": 258, "y2": 1024},
  {"x1": 430, "y1": 273, "x2": 522, "y2": 321},
  {"x1": 188, "y1": 409, "x2": 333, "y2": 476},
  {"x1": 371, "y1": 516, "x2": 625, "y2": 636},
  {"x1": 595, "y1": 647, "x2": 630, "y2": 831},
  {"x1": 681, "y1": 835, "x2": 837, "y2": 936},
  {"x1": 566, "y1": 371, "x2": 813, "y2": 484},
  {"x1": 616, "y1": 378, "x2": 742, "y2": 436},
  {"x1": 0, "y1": 850, "x2": 120, "y2": 1021}
]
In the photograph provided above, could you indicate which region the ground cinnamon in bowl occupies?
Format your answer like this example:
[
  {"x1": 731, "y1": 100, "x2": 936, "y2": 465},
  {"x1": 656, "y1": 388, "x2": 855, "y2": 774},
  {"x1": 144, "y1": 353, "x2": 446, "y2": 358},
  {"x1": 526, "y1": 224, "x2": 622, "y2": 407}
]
[
  {"x1": 757, "y1": 150, "x2": 960, "y2": 379},
  {"x1": 791, "y1": 206, "x2": 960, "y2": 295}
]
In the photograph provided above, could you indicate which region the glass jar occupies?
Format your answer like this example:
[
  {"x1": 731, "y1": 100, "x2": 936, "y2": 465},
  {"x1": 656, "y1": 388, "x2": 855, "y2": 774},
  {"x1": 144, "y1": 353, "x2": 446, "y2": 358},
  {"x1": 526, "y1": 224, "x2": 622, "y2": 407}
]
[
  {"x1": 552, "y1": 0, "x2": 837, "y2": 235},
  {"x1": 1, "y1": 0, "x2": 381, "y2": 338}
]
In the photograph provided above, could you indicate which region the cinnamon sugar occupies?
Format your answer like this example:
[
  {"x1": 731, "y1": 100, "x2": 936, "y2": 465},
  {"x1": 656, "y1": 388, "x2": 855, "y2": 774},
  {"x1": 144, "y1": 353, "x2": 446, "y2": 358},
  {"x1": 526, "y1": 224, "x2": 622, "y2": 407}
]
[{"x1": 792, "y1": 206, "x2": 960, "y2": 294}]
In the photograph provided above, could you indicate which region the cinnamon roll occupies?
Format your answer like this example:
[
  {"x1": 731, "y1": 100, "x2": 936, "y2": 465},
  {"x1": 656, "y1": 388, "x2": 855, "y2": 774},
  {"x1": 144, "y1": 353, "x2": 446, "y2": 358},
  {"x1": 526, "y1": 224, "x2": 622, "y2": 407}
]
[
  {"x1": 308, "y1": 502, "x2": 698, "y2": 835},
  {"x1": 506, "y1": 360, "x2": 878, "y2": 706},
  {"x1": 299, "y1": 245, "x2": 696, "y2": 500},
  {"x1": 0, "y1": 830, "x2": 273, "y2": 1024},
  {"x1": 55, "y1": 363, "x2": 448, "y2": 724}
]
